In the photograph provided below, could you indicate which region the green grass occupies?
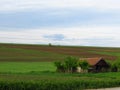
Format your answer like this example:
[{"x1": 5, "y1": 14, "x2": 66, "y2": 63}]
[{"x1": 0, "y1": 62, "x2": 56, "y2": 73}]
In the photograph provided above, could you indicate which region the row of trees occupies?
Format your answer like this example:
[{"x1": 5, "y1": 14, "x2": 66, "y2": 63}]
[{"x1": 54, "y1": 57, "x2": 89, "y2": 73}]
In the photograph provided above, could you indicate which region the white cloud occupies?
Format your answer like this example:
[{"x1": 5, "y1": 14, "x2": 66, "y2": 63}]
[
  {"x1": 0, "y1": 26, "x2": 120, "y2": 47},
  {"x1": 0, "y1": 0, "x2": 120, "y2": 12}
]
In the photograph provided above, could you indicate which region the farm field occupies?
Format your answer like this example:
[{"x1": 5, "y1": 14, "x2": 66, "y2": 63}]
[
  {"x1": 0, "y1": 43, "x2": 120, "y2": 62},
  {"x1": 0, "y1": 43, "x2": 120, "y2": 90},
  {"x1": 0, "y1": 62, "x2": 56, "y2": 73},
  {"x1": 1, "y1": 72, "x2": 120, "y2": 90}
]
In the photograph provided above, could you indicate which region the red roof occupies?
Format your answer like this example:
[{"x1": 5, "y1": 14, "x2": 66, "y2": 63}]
[{"x1": 79, "y1": 57, "x2": 104, "y2": 66}]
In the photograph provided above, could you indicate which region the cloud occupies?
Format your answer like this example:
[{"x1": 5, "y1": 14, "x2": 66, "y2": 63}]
[
  {"x1": 0, "y1": 0, "x2": 120, "y2": 12},
  {"x1": 0, "y1": 26, "x2": 120, "y2": 47},
  {"x1": 43, "y1": 34, "x2": 65, "y2": 41}
]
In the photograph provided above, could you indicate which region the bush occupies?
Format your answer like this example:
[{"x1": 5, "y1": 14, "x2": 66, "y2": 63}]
[
  {"x1": 78, "y1": 60, "x2": 89, "y2": 72},
  {"x1": 54, "y1": 57, "x2": 79, "y2": 73},
  {"x1": 54, "y1": 61, "x2": 66, "y2": 72}
]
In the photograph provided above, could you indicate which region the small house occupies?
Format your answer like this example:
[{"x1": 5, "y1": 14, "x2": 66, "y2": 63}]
[{"x1": 78, "y1": 57, "x2": 109, "y2": 73}]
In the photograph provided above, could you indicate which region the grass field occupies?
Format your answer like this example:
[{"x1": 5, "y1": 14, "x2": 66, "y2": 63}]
[
  {"x1": 0, "y1": 62, "x2": 56, "y2": 73},
  {"x1": 0, "y1": 43, "x2": 120, "y2": 90}
]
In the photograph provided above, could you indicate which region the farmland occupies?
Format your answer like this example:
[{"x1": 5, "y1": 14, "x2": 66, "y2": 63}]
[
  {"x1": 1, "y1": 72, "x2": 120, "y2": 90},
  {"x1": 0, "y1": 43, "x2": 119, "y2": 62},
  {"x1": 0, "y1": 62, "x2": 55, "y2": 73},
  {"x1": 0, "y1": 43, "x2": 120, "y2": 90}
]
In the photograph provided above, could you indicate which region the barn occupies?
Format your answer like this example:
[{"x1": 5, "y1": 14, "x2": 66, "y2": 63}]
[{"x1": 79, "y1": 57, "x2": 109, "y2": 73}]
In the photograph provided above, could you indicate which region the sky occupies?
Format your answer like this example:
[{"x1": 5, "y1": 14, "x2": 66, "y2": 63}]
[{"x1": 0, "y1": 0, "x2": 120, "y2": 47}]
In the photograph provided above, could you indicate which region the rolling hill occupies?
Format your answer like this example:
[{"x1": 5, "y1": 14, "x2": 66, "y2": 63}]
[{"x1": 0, "y1": 43, "x2": 119, "y2": 62}]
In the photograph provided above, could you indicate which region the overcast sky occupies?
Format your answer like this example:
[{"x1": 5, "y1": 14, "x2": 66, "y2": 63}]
[{"x1": 0, "y1": 0, "x2": 120, "y2": 47}]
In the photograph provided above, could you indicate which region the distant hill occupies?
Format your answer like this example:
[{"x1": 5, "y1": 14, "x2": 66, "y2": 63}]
[{"x1": 0, "y1": 43, "x2": 119, "y2": 62}]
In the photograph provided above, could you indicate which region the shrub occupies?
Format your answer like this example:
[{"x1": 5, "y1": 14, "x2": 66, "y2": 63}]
[
  {"x1": 78, "y1": 60, "x2": 89, "y2": 73},
  {"x1": 54, "y1": 61, "x2": 66, "y2": 72},
  {"x1": 54, "y1": 57, "x2": 79, "y2": 73},
  {"x1": 64, "y1": 57, "x2": 78, "y2": 73}
]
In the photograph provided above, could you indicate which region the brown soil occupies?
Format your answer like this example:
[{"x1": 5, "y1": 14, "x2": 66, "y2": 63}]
[{"x1": 0, "y1": 44, "x2": 118, "y2": 61}]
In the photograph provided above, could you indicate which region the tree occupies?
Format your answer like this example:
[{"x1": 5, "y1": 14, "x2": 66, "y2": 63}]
[
  {"x1": 116, "y1": 61, "x2": 120, "y2": 72},
  {"x1": 48, "y1": 43, "x2": 52, "y2": 47},
  {"x1": 54, "y1": 57, "x2": 79, "y2": 73},
  {"x1": 54, "y1": 61, "x2": 66, "y2": 72},
  {"x1": 64, "y1": 57, "x2": 78, "y2": 73},
  {"x1": 105, "y1": 60, "x2": 120, "y2": 72},
  {"x1": 111, "y1": 61, "x2": 118, "y2": 72},
  {"x1": 78, "y1": 60, "x2": 89, "y2": 73},
  {"x1": 105, "y1": 60, "x2": 112, "y2": 72}
]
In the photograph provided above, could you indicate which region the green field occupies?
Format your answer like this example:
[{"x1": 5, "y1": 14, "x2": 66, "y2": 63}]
[
  {"x1": 0, "y1": 62, "x2": 56, "y2": 73},
  {"x1": 0, "y1": 43, "x2": 120, "y2": 90},
  {"x1": 1, "y1": 72, "x2": 120, "y2": 90}
]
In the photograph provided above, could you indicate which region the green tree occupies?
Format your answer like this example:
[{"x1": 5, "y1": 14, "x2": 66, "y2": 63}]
[
  {"x1": 116, "y1": 61, "x2": 120, "y2": 72},
  {"x1": 54, "y1": 61, "x2": 65, "y2": 72},
  {"x1": 106, "y1": 60, "x2": 120, "y2": 72},
  {"x1": 111, "y1": 61, "x2": 118, "y2": 72},
  {"x1": 106, "y1": 60, "x2": 112, "y2": 72},
  {"x1": 64, "y1": 57, "x2": 78, "y2": 73},
  {"x1": 78, "y1": 60, "x2": 89, "y2": 73},
  {"x1": 54, "y1": 57, "x2": 79, "y2": 73},
  {"x1": 112, "y1": 60, "x2": 120, "y2": 72},
  {"x1": 48, "y1": 43, "x2": 52, "y2": 47}
]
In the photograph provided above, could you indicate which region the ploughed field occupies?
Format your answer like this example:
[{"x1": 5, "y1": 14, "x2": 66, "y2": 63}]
[
  {"x1": 0, "y1": 43, "x2": 119, "y2": 62},
  {"x1": 0, "y1": 43, "x2": 120, "y2": 90}
]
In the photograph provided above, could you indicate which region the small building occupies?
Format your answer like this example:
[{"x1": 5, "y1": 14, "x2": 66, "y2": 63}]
[{"x1": 79, "y1": 57, "x2": 109, "y2": 73}]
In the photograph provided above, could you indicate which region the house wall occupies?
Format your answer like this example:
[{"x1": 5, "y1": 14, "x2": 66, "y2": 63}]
[
  {"x1": 76, "y1": 67, "x2": 82, "y2": 73},
  {"x1": 76, "y1": 67, "x2": 88, "y2": 73}
]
